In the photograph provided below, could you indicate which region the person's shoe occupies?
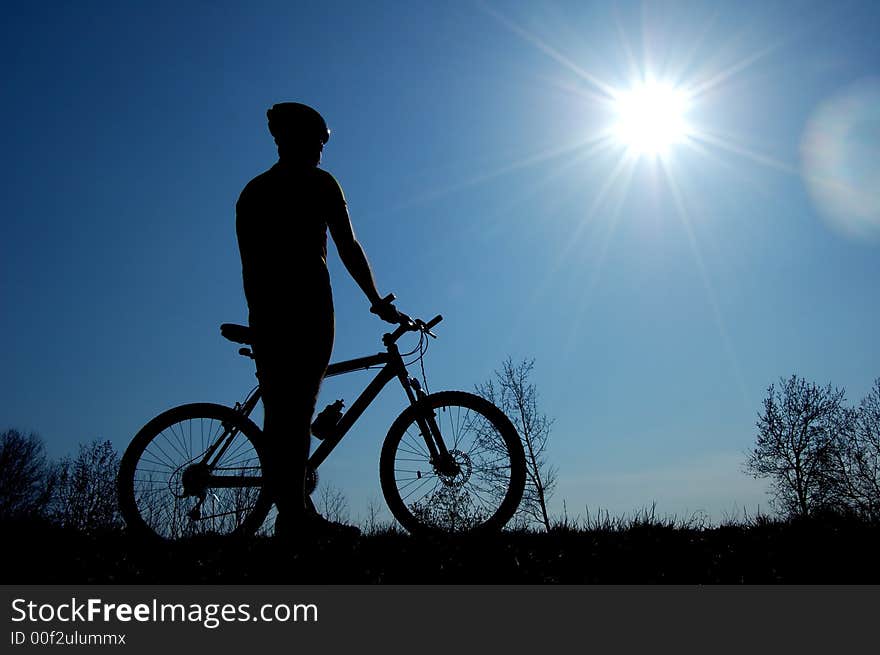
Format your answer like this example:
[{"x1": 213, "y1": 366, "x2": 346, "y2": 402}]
[
  {"x1": 274, "y1": 511, "x2": 361, "y2": 542},
  {"x1": 305, "y1": 513, "x2": 361, "y2": 540}
]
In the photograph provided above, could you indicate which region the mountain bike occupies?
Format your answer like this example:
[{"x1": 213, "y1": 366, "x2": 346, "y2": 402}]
[{"x1": 118, "y1": 306, "x2": 526, "y2": 541}]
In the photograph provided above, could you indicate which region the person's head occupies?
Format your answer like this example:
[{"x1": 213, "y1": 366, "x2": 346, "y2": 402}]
[{"x1": 267, "y1": 102, "x2": 330, "y2": 166}]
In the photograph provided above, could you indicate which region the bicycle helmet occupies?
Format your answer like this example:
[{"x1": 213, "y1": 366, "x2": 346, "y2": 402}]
[{"x1": 267, "y1": 102, "x2": 330, "y2": 145}]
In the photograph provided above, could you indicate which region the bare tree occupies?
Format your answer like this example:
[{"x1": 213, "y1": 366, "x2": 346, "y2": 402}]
[
  {"x1": 0, "y1": 429, "x2": 56, "y2": 520},
  {"x1": 316, "y1": 482, "x2": 350, "y2": 525},
  {"x1": 476, "y1": 357, "x2": 557, "y2": 531},
  {"x1": 746, "y1": 375, "x2": 849, "y2": 518},
  {"x1": 830, "y1": 378, "x2": 880, "y2": 519},
  {"x1": 53, "y1": 439, "x2": 121, "y2": 533},
  {"x1": 363, "y1": 495, "x2": 394, "y2": 535}
]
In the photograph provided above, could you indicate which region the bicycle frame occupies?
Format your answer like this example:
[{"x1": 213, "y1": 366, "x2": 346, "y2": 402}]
[{"x1": 209, "y1": 334, "x2": 453, "y2": 487}]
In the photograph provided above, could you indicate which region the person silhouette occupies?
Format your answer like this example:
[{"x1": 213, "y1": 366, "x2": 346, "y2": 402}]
[{"x1": 235, "y1": 102, "x2": 400, "y2": 539}]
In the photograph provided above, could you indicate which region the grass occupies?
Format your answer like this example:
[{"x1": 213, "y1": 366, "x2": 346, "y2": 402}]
[{"x1": 4, "y1": 509, "x2": 879, "y2": 584}]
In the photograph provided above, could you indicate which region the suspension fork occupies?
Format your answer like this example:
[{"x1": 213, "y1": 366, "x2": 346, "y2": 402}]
[{"x1": 392, "y1": 348, "x2": 456, "y2": 473}]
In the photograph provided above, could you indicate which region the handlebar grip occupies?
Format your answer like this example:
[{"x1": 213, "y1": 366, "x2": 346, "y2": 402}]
[{"x1": 425, "y1": 315, "x2": 443, "y2": 330}]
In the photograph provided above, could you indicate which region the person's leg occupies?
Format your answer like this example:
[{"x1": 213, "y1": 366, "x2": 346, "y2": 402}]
[
  {"x1": 253, "y1": 305, "x2": 334, "y2": 529},
  {"x1": 255, "y1": 343, "x2": 310, "y2": 521},
  {"x1": 290, "y1": 311, "x2": 360, "y2": 538}
]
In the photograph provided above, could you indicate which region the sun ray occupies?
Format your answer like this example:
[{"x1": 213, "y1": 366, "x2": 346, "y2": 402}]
[
  {"x1": 549, "y1": 145, "x2": 636, "y2": 275},
  {"x1": 667, "y1": 10, "x2": 722, "y2": 84},
  {"x1": 677, "y1": 137, "x2": 781, "y2": 200},
  {"x1": 477, "y1": 1, "x2": 618, "y2": 99},
  {"x1": 508, "y1": 145, "x2": 637, "y2": 348},
  {"x1": 533, "y1": 73, "x2": 623, "y2": 111},
  {"x1": 688, "y1": 128, "x2": 798, "y2": 175},
  {"x1": 658, "y1": 159, "x2": 751, "y2": 412},
  {"x1": 480, "y1": 136, "x2": 621, "y2": 243},
  {"x1": 562, "y1": 155, "x2": 639, "y2": 357},
  {"x1": 612, "y1": 5, "x2": 642, "y2": 84},
  {"x1": 690, "y1": 125, "x2": 880, "y2": 217},
  {"x1": 688, "y1": 40, "x2": 782, "y2": 100},
  {"x1": 371, "y1": 134, "x2": 606, "y2": 219},
  {"x1": 688, "y1": 12, "x2": 826, "y2": 102}
]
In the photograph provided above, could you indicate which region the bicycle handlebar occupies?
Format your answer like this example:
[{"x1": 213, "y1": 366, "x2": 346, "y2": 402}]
[
  {"x1": 382, "y1": 310, "x2": 443, "y2": 346},
  {"x1": 424, "y1": 315, "x2": 443, "y2": 331},
  {"x1": 377, "y1": 293, "x2": 444, "y2": 344}
]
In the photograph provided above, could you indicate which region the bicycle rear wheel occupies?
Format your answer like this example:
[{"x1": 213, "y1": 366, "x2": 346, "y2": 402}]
[
  {"x1": 380, "y1": 391, "x2": 526, "y2": 535},
  {"x1": 118, "y1": 403, "x2": 272, "y2": 541}
]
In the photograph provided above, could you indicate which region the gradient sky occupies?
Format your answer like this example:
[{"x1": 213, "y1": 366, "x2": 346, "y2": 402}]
[{"x1": 3, "y1": 0, "x2": 879, "y2": 525}]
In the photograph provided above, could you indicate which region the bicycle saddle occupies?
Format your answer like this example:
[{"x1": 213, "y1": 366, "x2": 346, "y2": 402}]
[{"x1": 220, "y1": 323, "x2": 252, "y2": 344}]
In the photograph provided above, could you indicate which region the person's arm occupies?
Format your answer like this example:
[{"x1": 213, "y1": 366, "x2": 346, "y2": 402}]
[
  {"x1": 325, "y1": 175, "x2": 398, "y2": 321},
  {"x1": 333, "y1": 217, "x2": 382, "y2": 305}
]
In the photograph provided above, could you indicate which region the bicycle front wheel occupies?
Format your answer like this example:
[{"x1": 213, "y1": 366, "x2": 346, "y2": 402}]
[
  {"x1": 118, "y1": 403, "x2": 273, "y2": 541},
  {"x1": 380, "y1": 391, "x2": 526, "y2": 535}
]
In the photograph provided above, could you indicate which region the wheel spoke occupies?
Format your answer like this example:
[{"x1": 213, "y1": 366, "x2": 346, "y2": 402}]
[
  {"x1": 384, "y1": 393, "x2": 523, "y2": 534},
  {"x1": 401, "y1": 475, "x2": 441, "y2": 503},
  {"x1": 122, "y1": 406, "x2": 270, "y2": 541}
]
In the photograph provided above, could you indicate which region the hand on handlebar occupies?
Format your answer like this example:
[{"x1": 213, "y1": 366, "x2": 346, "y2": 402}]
[{"x1": 370, "y1": 294, "x2": 403, "y2": 324}]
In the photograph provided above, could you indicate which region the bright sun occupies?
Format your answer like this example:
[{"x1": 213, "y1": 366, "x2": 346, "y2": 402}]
[{"x1": 612, "y1": 82, "x2": 691, "y2": 156}]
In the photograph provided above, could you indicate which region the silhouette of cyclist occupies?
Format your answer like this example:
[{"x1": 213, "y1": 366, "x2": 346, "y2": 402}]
[{"x1": 236, "y1": 102, "x2": 400, "y2": 539}]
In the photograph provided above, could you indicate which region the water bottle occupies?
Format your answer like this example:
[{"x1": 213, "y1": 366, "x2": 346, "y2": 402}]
[{"x1": 311, "y1": 399, "x2": 344, "y2": 440}]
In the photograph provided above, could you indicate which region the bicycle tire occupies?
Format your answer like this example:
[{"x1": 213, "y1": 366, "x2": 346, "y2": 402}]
[
  {"x1": 380, "y1": 391, "x2": 526, "y2": 535},
  {"x1": 118, "y1": 403, "x2": 273, "y2": 541}
]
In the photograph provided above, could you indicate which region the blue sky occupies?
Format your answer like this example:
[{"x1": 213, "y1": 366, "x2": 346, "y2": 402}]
[{"x1": 2, "y1": 0, "x2": 879, "y2": 524}]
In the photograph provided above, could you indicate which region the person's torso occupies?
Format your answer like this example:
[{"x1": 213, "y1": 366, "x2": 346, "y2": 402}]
[{"x1": 236, "y1": 164, "x2": 338, "y2": 311}]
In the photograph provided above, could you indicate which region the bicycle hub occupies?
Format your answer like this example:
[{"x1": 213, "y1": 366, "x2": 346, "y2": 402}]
[{"x1": 180, "y1": 463, "x2": 211, "y2": 497}]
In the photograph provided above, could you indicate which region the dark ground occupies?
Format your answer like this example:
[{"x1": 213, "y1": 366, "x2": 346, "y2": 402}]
[{"x1": 4, "y1": 515, "x2": 880, "y2": 584}]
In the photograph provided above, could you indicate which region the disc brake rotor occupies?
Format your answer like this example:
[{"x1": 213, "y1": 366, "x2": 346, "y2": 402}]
[{"x1": 438, "y1": 450, "x2": 473, "y2": 488}]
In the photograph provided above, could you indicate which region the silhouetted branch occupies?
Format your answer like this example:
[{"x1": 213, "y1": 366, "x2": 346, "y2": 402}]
[
  {"x1": 0, "y1": 429, "x2": 56, "y2": 521},
  {"x1": 477, "y1": 358, "x2": 557, "y2": 531}
]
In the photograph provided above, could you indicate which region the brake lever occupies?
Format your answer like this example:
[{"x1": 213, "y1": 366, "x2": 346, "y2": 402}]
[{"x1": 414, "y1": 319, "x2": 437, "y2": 339}]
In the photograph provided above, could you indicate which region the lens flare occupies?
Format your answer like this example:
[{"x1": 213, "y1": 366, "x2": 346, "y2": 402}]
[{"x1": 801, "y1": 79, "x2": 880, "y2": 241}]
